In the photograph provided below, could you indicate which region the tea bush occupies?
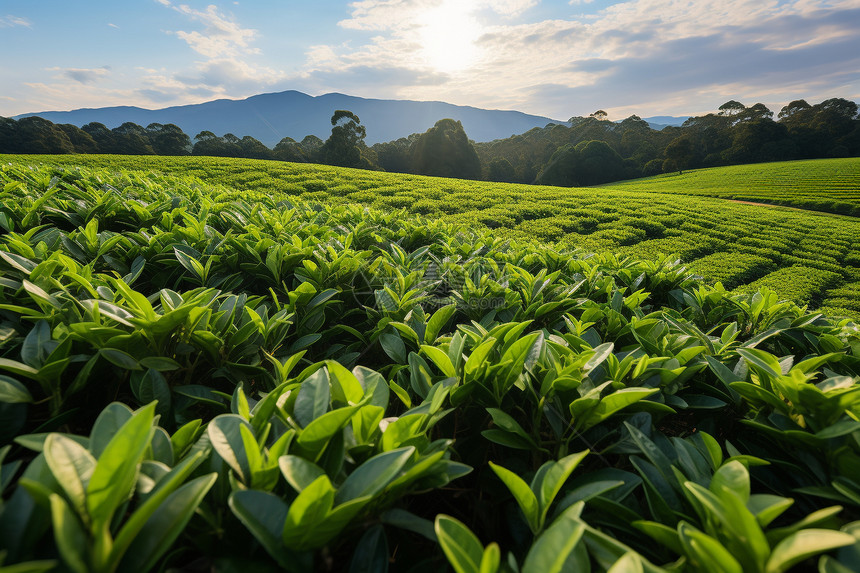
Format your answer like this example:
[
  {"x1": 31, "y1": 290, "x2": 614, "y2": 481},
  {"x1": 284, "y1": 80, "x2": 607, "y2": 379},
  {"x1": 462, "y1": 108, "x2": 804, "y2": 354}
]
[
  {"x1": 5, "y1": 154, "x2": 858, "y2": 320},
  {"x1": 0, "y1": 162, "x2": 858, "y2": 572}
]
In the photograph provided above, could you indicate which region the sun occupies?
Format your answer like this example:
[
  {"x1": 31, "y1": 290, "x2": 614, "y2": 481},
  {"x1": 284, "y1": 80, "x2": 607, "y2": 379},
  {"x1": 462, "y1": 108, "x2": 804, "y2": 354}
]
[{"x1": 418, "y1": 1, "x2": 482, "y2": 73}]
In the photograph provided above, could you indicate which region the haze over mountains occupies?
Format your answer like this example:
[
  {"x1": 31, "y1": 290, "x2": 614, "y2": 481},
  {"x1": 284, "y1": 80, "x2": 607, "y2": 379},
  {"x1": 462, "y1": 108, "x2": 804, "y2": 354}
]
[{"x1": 12, "y1": 90, "x2": 687, "y2": 146}]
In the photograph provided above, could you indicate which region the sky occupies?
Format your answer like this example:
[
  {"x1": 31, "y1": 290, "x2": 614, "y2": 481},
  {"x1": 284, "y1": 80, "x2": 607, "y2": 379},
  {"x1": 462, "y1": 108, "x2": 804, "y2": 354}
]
[{"x1": 1, "y1": 0, "x2": 859, "y2": 121}]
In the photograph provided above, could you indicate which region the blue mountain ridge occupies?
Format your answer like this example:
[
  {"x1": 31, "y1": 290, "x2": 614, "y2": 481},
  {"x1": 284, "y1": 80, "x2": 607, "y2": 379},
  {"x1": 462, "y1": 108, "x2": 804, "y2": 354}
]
[{"x1": 13, "y1": 90, "x2": 689, "y2": 146}]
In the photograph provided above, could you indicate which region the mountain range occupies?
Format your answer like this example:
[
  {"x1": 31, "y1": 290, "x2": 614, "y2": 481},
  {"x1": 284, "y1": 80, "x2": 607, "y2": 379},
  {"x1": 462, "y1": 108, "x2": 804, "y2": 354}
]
[{"x1": 13, "y1": 90, "x2": 688, "y2": 146}]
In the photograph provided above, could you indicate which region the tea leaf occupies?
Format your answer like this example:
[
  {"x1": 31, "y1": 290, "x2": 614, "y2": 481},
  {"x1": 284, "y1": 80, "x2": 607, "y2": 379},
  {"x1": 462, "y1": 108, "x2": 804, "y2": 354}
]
[{"x1": 435, "y1": 515, "x2": 484, "y2": 573}]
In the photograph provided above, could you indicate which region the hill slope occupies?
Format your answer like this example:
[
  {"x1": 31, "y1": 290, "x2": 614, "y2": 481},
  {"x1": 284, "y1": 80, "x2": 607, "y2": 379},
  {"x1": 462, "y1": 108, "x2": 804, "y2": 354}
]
[
  {"x1": 7, "y1": 154, "x2": 859, "y2": 318},
  {"x1": 12, "y1": 90, "x2": 565, "y2": 146},
  {"x1": 0, "y1": 161, "x2": 858, "y2": 571},
  {"x1": 602, "y1": 158, "x2": 860, "y2": 216}
]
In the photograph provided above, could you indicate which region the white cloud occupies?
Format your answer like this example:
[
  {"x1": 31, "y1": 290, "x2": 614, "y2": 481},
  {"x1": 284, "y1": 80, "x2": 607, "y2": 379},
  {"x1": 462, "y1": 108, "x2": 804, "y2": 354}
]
[
  {"x1": 167, "y1": 4, "x2": 258, "y2": 58},
  {"x1": 0, "y1": 15, "x2": 31, "y2": 28},
  {"x1": 310, "y1": 0, "x2": 860, "y2": 119},
  {"x1": 20, "y1": 82, "x2": 139, "y2": 112},
  {"x1": 148, "y1": 2, "x2": 287, "y2": 103},
  {"x1": 481, "y1": 0, "x2": 538, "y2": 17},
  {"x1": 339, "y1": 0, "x2": 537, "y2": 31},
  {"x1": 10, "y1": 0, "x2": 857, "y2": 123}
]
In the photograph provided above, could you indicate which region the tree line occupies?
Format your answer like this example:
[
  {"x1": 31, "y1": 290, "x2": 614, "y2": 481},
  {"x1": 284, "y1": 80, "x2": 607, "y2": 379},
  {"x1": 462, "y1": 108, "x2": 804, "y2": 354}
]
[
  {"x1": 1, "y1": 97, "x2": 857, "y2": 186},
  {"x1": 477, "y1": 98, "x2": 859, "y2": 186}
]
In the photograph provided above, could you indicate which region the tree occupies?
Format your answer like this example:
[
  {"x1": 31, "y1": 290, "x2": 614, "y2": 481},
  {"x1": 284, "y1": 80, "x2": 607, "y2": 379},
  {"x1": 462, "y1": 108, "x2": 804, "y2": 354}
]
[
  {"x1": 742, "y1": 103, "x2": 774, "y2": 122},
  {"x1": 82, "y1": 122, "x2": 116, "y2": 153},
  {"x1": 718, "y1": 100, "x2": 746, "y2": 117},
  {"x1": 410, "y1": 118, "x2": 481, "y2": 179},
  {"x1": 663, "y1": 136, "x2": 697, "y2": 172},
  {"x1": 590, "y1": 110, "x2": 609, "y2": 121},
  {"x1": 487, "y1": 158, "x2": 516, "y2": 182},
  {"x1": 778, "y1": 99, "x2": 812, "y2": 123},
  {"x1": 643, "y1": 158, "x2": 664, "y2": 176},
  {"x1": 239, "y1": 135, "x2": 273, "y2": 160},
  {"x1": 371, "y1": 135, "x2": 418, "y2": 173},
  {"x1": 0, "y1": 117, "x2": 16, "y2": 152},
  {"x1": 618, "y1": 115, "x2": 652, "y2": 157},
  {"x1": 576, "y1": 140, "x2": 630, "y2": 183},
  {"x1": 536, "y1": 140, "x2": 629, "y2": 186},
  {"x1": 192, "y1": 131, "x2": 223, "y2": 156},
  {"x1": 273, "y1": 137, "x2": 306, "y2": 162},
  {"x1": 817, "y1": 97, "x2": 859, "y2": 120},
  {"x1": 300, "y1": 135, "x2": 324, "y2": 163},
  {"x1": 191, "y1": 131, "x2": 242, "y2": 157},
  {"x1": 56, "y1": 124, "x2": 98, "y2": 153},
  {"x1": 13, "y1": 117, "x2": 75, "y2": 154},
  {"x1": 809, "y1": 98, "x2": 859, "y2": 153},
  {"x1": 111, "y1": 122, "x2": 155, "y2": 155},
  {"x1": 321, "y1": 110, "x2": 366, "y2": 168},
  {"x1": 146, "y1": 123, "x2": 191, "y2": 155},
  {"x1": 723, "y1": 120, "x2": 791, "y2": 164}
]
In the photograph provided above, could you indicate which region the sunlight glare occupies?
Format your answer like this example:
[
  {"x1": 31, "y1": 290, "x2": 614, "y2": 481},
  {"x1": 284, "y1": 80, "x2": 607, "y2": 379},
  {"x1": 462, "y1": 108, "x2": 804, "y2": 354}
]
[{"x1": 418, "y1": 1, "x2": 482, "y2": 73}]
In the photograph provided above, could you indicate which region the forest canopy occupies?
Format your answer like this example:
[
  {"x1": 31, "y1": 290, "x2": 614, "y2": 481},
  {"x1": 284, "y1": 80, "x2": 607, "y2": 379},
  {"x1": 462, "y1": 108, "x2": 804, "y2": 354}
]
[{"x1": 2, "y1": 98, "x2": 858, "y2": 186}]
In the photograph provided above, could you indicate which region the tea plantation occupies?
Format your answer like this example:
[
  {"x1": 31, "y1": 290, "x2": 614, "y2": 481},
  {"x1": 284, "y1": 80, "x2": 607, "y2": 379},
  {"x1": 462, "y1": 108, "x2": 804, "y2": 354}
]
[
  {"x1": 605, "y1": 159, "x2": 860, "y2": 216},
  {"x1": 7, "y1": 154, "x2": 860, "y2": 319},
  {"x1": 0, "y1": 160, "x2": 859, "y2": 572}
]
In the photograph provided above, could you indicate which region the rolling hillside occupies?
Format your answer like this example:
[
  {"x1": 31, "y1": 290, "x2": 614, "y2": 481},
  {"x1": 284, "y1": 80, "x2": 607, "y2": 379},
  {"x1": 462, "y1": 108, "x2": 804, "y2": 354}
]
[
  {"x1": 5, "y1": 154, "x2": 859, "y2": 318},
  {"x1": 604, "y1": 159, "x2": 860, "y2": 216},
  {"x1": 0, "y1": 158, "x2": 859, "y2": 572}
]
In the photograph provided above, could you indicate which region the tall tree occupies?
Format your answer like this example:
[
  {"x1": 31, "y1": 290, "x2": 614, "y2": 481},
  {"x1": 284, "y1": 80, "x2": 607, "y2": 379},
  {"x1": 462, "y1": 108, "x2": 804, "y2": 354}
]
[
  {"x1": 536, "y1": 140, "x2": 629, "y2": 186},
  {"x1": 111, "y1": 122, "x2": 155, "y2": 155},
  {"x1": 239, "y1": 135, "x2": 274, "y2": 160},
  {"x1": 82, "y1": 122, "x2": 116, "y2": 153},
  {"x1": 56, "y1": 124, "x2": 98, "y2": 153},
  {"x1": 371, "y1": 135, "x2": 418, "y2": 173},
  {"x1": 192, "y1": 131, "x2": 223, "y2": 156},
  {"x1": 192, "y1": 131, "x2": 241, "y2": 157},
  {"x1": 778, "y1": 99, "x2": 813, "y2": 123},
  {"x1": 273, "y1": 137, "x2": 306, "y2": 162},
  {"x1": 741, "y1": 103, "x2": 774, "y2": 122},
  {"x1": 410, "y1": 118, "x2": 481, "y2": 179},
  {"x1": 146, "y1": 123, "x2": 191, "y2": 155},
  {"x1": 487, "y1": 158, "x2": 516, "y2": 182},
  {"x1": 718, "y1": 100, "x2": 746, "y2": 117},
  {"x1": 12, "y1": 117, "x2": 75, "y2": 154},
  {"x1": 321, "y1": 110, "x2": 366, "y2": 167},
  {"x1": 0, "y1": 117, "x2": 16, "y2": 152}
]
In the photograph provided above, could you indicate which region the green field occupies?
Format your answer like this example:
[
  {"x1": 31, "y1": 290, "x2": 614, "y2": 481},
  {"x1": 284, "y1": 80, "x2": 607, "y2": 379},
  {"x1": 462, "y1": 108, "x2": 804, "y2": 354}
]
[
  {"x1": 605, "y1": 158, "x2": 860, "y2": 216},
  {"x1": 1, "y1": 159, "x2": 859, "y2": 572},
  {"x1": 5, "y1": 154, "x2": 860, "y2": 319}
]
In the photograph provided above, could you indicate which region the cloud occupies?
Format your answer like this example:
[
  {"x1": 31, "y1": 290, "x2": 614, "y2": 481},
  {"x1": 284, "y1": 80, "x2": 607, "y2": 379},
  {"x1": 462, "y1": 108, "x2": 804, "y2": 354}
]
[
  {"x1": 312, "y1": 0, "x2": 860, "y2": 119},
  {"x1": 46, "y1": 67, "x2": 111, "y2": 85},
  {"x1": 9, "y1": 0, "x2": 858, "y2": 123},
  {"x1": 135, "y1": 88, "x2": 185, "y2": 103},
  {"x1": 148, "y1": 2, "x2": 288, "y2": 104},
  {"x1": 526, "y1": 22, "x2": 860, "y2": 118},
  {"x1": 165, "y1": 4, "x2": 258, "y2": 58},
  {"x1": 0, "y1": 15, "x2": 31, "y2": 28},
  {"x1": 176, "y1": 58, "x2": 280, "y2": 90},
  {"x1": 339, "y1": 0, "x2": 537, "y2": 31},
  {"x1": 20, "y1": 81, "x2": 139, "y2": 113},
  {"x1": 480, "y1": 0, "x2": 538, "y2": 17},
  {"x1": 303, "y1": 65, "x2": 450, "y2": 89}
]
